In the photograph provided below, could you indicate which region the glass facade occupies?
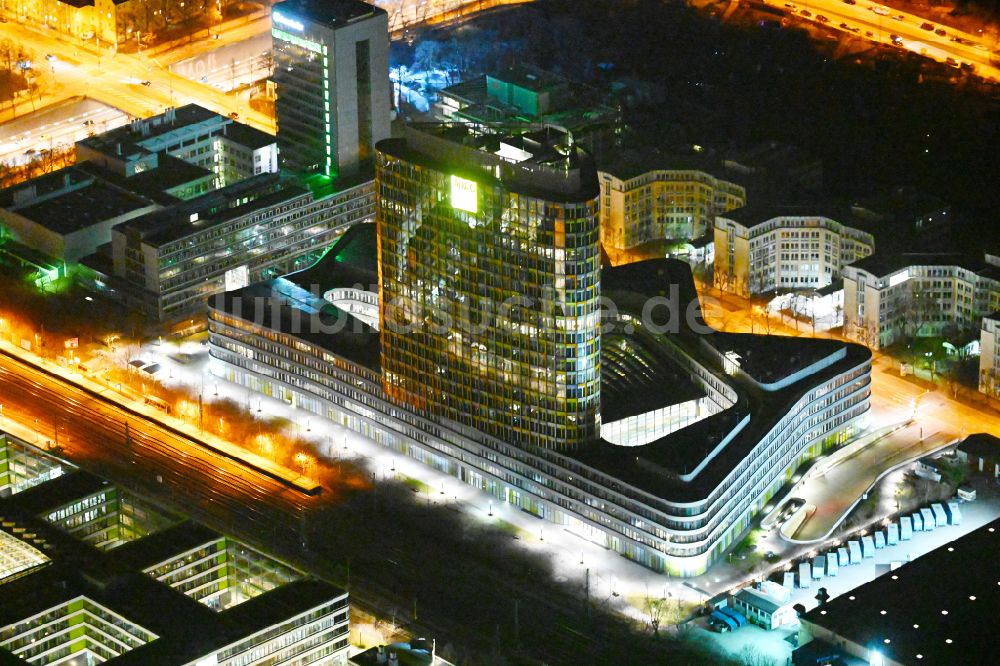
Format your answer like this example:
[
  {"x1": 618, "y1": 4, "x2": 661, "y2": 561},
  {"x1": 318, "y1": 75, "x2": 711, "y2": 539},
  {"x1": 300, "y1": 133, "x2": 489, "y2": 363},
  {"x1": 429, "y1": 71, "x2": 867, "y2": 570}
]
[
  {"x1": 376, "y1": 139, "x2": 602, "y2": 450},
  {"x1": 273, "y1": 27, "x2": 330, "y2": 176},
  {"x1": 43, "y1": 488, "x2": 178, "y2": 551},
  {"x1": 0, "y1": 433, "x2": 69, "y2": 497},
  {"x1": 145, "y1": 537, "x2": 303, "y2": 612},
  {"x1": 0, "y1": 596, "x2": 157, "y2": 665}
]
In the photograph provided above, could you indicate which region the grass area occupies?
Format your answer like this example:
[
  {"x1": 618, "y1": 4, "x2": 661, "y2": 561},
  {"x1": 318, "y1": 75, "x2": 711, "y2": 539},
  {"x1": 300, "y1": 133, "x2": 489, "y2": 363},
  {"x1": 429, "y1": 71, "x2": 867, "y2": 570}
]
[
  {"x1": 492, "y1": 518, "x2": 524, "y2": 538},
  {"x1": 400, "y1": 476, "x2": 431, "y2": 494},
  {"x1": 730, "y1": 529, "x2": 771, "y2": 573}
]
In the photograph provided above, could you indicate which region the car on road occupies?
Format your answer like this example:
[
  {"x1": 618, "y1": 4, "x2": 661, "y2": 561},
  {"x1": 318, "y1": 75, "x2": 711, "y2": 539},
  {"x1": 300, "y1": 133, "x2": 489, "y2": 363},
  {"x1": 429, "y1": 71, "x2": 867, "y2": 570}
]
[
  {"x1": 951, "y1": 36, "x2": 967, "y2": 44},
  {"x1": 935, "y1": 28, "x2": 946, "y2": 36},
  {"x1": 140, "y1": 80, "x2": 152, "y2": 86},
  {"x1": 865, "y1": 30, "x2": 874, "y2": 37},
  {"x1": 800, "y1": 9, "x2": 811, "y2": 17},
  {"x1": 920, "y1": 22, "x2": 934, "y2": 31},
  {"x1": 871, "y1": 6, "x2": 890, "y2": 15},
  {"x1": 960, "y1": 62, "x2": 976, "y2": 72},
  {"x1": 82, "y1": 119, "x2": 94, "y2": 126},
  {"x1": 843, "y1": 0, "x2": 856, "y2": 4},
  {"x1": 228, "y1": 112, "x2": 239, "y2": 120},
  {"x1": 817, "y1": 14, "x2": 829, "y2": 22},
  {"x1": 945, "y1": 57, "x2": 959, "y2": 67},
  {"x1": 890, "y1": 34, "x2": 903, "y2": 44},
  {"x1": 0, "y1": 16, "x2": 7, "y2": 22},
  {"x1": 892, "y1": 14, "x2": 904, "y2": 21},
  {"x1": 45, "y1": 54, "x2": 56, "y2": 62},
  {"x1": 784, "y1": 2, "x2": 796, "y2": 7}
]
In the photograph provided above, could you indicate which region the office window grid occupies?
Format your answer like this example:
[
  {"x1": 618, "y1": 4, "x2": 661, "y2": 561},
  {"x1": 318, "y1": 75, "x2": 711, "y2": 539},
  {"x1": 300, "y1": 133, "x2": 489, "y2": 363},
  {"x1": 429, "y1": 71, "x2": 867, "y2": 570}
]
[{"x1": 377, "y1": 154, "x2": 601, "y2": 450}]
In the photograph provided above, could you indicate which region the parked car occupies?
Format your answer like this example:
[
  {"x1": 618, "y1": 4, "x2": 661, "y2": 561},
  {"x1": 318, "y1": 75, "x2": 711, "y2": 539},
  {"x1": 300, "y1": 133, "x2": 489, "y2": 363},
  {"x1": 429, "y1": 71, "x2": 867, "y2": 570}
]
[
  {"x1": 817, "y1": 14, "x2": 829, "y2": 23},
  {"x1": 920, "y1": 22, "x2": 934, "y2": 31},
  {"x1": 935, "y1": 28, "x2": 946, "y2": 36}
]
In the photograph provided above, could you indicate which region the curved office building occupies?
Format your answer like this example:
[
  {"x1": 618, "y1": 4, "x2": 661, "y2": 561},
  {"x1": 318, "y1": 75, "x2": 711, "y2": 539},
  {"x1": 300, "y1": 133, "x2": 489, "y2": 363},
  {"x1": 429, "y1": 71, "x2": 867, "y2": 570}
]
[{"x1": 208, "y1": 126, "x2": 872, "y2": 576}]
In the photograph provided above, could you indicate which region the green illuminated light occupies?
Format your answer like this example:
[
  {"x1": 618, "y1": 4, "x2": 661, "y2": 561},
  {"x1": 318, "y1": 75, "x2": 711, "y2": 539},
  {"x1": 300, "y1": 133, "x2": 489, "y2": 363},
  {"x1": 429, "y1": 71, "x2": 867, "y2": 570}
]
[
  {"x1": 451, "y1": 175, "x2": 478, "y2": 214},
  {"x1": 272, "y1": 28, "x2": 324, "y2": 55}
]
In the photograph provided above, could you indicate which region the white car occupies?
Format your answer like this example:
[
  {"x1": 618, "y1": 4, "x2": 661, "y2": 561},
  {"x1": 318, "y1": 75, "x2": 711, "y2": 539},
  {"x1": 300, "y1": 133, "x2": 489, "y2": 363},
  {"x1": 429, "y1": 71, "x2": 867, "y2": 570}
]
[{"x1": 871, "y1": 6, "x2": 890, "y2": 15}]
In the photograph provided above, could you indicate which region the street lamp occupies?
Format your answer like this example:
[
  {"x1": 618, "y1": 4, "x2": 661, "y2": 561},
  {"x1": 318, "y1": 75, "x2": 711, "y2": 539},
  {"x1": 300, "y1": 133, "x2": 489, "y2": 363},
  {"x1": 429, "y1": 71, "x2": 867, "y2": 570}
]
[{"x1": 294, "y1": 452, "x2": 311, "y2": 475}]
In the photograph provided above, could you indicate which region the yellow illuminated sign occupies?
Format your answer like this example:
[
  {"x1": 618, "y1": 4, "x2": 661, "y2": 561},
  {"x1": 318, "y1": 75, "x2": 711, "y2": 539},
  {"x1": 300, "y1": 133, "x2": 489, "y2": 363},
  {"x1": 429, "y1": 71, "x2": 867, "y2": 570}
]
[{"x1": 451, "y1": 175, "x2": 478, "y2": 214}]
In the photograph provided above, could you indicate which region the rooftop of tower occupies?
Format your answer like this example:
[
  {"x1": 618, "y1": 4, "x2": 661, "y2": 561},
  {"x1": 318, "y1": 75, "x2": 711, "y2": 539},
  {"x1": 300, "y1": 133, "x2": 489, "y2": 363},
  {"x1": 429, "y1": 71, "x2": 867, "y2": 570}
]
[
  {"x1": 377, "y1": 123, "x2": 599, "y2": 202},
  {"x1": 272, "y1": 0, "x2": 385, "y2": 27}
]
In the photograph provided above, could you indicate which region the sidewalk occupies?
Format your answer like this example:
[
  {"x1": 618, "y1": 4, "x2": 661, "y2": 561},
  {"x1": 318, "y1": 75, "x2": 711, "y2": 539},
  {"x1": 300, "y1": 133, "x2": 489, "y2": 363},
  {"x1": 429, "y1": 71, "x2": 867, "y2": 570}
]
[{"x1": 140, "y1": 338, "x2": 701, "y2": 619}]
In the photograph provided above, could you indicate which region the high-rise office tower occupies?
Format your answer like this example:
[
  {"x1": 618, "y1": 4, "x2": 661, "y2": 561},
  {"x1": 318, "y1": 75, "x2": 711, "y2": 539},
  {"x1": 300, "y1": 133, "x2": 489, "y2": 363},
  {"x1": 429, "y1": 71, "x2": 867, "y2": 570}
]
[
  {"x1": 376, "y1": 125, "x2": 602, "y2": 450},
  {"x1": 271, "y1": 0, "x2": 391, "y2": 179}
]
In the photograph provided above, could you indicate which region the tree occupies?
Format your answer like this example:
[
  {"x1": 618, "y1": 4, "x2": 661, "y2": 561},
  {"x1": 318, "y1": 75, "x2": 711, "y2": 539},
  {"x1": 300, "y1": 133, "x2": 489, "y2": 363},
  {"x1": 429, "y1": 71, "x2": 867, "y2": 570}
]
[
  {"x1": 738, "y1": 645, "x2": 780, "y2": 666},
  {"x1": 413, "y1": 40, "x2": 444, "y2": 75}
]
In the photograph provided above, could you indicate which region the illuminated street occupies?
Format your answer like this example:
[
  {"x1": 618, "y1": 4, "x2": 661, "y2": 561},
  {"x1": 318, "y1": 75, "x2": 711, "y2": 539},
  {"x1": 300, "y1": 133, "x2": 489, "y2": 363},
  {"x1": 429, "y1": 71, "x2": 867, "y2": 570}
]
[
  {"x1": 0, "y1": 96, "x2": 128, "y2": 166},
  {"x1": 0, "y1": 17, "x2": 276, "y2": 131},
  {"x1": 760, "y1": 0, "x2": 1000, "y2": 79},
  {"x1": 0, "y1": 0, "x2": 998, "y2": 661}
]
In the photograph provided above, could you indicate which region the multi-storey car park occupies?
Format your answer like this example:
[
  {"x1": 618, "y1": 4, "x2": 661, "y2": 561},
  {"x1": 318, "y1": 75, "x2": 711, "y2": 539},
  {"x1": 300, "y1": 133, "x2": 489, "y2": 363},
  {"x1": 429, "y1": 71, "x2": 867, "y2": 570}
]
[
  {"x1": 207, "y1": 124, "x2": 871, "y2": 576},
  {"x1": 0, "y1": 459, "x2": 350, "y2": 666}
]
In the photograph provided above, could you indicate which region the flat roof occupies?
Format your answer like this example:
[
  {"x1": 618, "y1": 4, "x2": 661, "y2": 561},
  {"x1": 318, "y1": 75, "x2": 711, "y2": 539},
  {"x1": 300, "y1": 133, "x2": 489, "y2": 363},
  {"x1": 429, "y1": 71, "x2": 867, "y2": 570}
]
[
  {"x1": 718, "y1": 202, "x2": 861, "y2": 230},
  {"x1": 118, "y1": 173, "x2": 293, "y2": 247},
  {"x1": 273, "y1": 0, "x2": 385, "y2": 26},
  {"x1": 724, "y1": 141, "x2": 821, "y2": 173},
  {"x1": 567, "y1": 259, "x2": 872, "y2": 502},
  {"x1": 77, "y1": 104, "x2": 223, "y2": 156},
  {"x1": 800, "y1": 518, "x2": 1000, "y2": 665},
  {"x1": 597, "y1": 146, "x2": 735, "y2": 182},
  {"x1": 0, "y1": 163, "x2": 156, "y2": 234},
  {"x1": 211, "y1": 223, "x2": 381, "y2": 371},
  {"x1": 711, "y1": 332, "x2": 845, "y2": 385},
  {"x1": 847, "y1": 251, "x2": 1000, "y2": 280},
  {"x1": 957, "y1": 432, "x2": 1000, "y2": 460},
  {"x1": 0, "y1": 469, "x2": 347, "y2": 664},
  {"x1": 224, "y1": 121, "x2": 278, "y2": 150}
]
